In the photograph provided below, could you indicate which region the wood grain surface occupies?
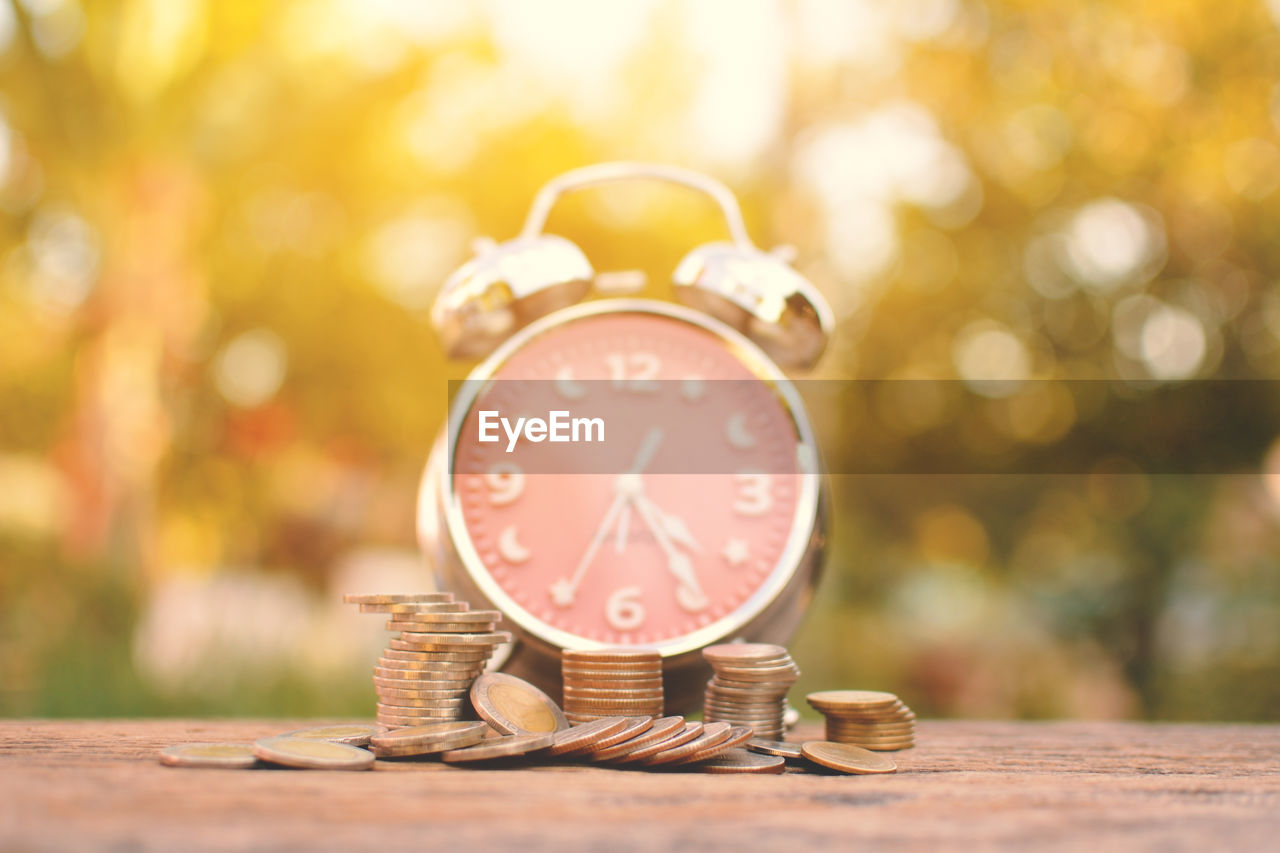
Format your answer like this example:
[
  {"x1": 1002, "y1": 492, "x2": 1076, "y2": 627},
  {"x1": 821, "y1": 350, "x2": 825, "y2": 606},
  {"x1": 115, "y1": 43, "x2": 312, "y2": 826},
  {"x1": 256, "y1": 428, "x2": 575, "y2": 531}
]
[{"x1": 1, "y1": 720, "x2": 1277, "y2": 851}]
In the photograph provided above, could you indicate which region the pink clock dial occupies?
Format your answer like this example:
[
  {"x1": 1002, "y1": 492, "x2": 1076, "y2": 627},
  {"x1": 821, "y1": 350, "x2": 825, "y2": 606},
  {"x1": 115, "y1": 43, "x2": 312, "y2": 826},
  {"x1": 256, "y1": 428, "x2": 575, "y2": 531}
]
[{"x1": 449, "y1": 309, "x2": 808, "y2": 648}]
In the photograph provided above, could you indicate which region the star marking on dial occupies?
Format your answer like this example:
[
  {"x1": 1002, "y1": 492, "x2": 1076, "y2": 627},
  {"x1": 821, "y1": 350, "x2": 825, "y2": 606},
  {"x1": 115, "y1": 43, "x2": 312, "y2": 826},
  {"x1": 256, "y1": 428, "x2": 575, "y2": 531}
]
[{"x1": 723, "y1": 537, "x2": 750, "y2": 567}]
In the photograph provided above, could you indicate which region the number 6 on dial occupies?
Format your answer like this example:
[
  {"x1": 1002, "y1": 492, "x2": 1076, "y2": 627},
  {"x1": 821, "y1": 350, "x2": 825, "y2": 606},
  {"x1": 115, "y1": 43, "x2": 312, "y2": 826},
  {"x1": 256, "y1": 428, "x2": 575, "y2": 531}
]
[{"x1": 606, "y1": 586, "x2": 645, "y2": 631}]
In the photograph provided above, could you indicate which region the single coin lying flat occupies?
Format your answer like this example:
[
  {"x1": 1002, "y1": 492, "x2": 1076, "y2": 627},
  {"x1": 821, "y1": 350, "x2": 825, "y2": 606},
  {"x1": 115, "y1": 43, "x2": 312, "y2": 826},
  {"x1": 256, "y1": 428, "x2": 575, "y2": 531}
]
[
  {"x1": 800, "y1": 741, "x2": 897, "y2": 775},
  {"x1": 278, "y1": 724, "x2": 383, "y2": 746},
  {"x1": 252, "y1": 737, "x2": 375, "y2": 771},
  {"x1": 159, "y1": 743, "x2": 258, "y2": 769},
  {"x1": 441, "y1": 733, "x2": 554, "y2": 763}
]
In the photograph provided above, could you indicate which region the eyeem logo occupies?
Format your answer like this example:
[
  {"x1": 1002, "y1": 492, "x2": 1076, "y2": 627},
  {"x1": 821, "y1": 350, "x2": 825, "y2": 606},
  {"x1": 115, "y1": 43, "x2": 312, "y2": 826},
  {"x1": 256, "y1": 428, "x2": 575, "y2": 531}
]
[{"x1": 478, "y1": 410, "x2": 605, "y2": 453}]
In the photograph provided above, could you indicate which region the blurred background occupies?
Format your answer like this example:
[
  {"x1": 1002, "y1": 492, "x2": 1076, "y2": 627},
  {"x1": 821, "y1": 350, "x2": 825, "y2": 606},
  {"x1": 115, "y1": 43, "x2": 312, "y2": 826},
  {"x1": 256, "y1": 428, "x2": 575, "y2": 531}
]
[{"x1": 2, "y1": 0, "x2": 1279, "y2": 722}]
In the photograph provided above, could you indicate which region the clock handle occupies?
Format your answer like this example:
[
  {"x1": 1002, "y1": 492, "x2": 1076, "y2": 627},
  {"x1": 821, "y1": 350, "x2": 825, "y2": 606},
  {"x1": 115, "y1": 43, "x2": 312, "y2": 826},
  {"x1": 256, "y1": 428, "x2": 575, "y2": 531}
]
[{"x1": 519, "y1": 161, "x2": 757, "y2": 250}]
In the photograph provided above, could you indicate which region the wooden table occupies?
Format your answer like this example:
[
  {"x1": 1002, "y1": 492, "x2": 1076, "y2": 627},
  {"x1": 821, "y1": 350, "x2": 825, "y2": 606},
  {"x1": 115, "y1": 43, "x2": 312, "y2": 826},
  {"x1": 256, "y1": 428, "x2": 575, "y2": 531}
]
[{"x1": 2, "y1": 720, "x2": 1277, "y2": 850}]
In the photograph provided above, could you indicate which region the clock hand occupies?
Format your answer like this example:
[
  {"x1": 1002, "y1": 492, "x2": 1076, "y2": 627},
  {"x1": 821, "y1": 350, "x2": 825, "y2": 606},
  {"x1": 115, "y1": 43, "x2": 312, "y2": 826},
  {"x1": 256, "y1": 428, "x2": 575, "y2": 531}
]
[
  {"x1": 550, "y1": 491, "x2": 626, "y2": 607},
  {"x1": 628, "y1": 428, "x2": 664, "y2": 475},
  {"x1": 651, "y1": 504, "x2": 703, "y2": 554},
  {"x1": 550, "y1": 428, "x2": 667, "y2": 606},
  {"x1": 631, "y1": 494, "x2": 709, "y2": 612},
  {"x1": 614, "y1": 502, "x2": 631, "y2": 554}
]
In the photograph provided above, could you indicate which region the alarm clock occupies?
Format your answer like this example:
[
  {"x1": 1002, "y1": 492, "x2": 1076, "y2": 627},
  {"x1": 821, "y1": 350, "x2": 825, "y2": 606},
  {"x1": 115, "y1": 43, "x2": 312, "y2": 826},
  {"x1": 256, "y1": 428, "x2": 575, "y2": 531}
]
[{"x1": 416, "y1": 163, "x2": 832, "y2": 711}]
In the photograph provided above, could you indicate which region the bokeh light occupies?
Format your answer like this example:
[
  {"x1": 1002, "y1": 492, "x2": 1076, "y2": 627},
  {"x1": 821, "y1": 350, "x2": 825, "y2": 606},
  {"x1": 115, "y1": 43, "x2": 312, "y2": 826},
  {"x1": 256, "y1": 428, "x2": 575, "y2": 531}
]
[{"x1": 2, "y1": 0, "x2": 1279, "y2": 723}]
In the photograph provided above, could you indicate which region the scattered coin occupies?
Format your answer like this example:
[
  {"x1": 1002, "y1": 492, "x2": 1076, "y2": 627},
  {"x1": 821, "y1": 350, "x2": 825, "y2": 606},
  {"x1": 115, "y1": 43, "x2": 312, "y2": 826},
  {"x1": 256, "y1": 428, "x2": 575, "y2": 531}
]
[
  {"x1": 610, "y1": 722, "x2": 704, "y2": 764},
  {"x1": 800, "y1": 741, "x2": 898, "y2": 775},
  {"x1": 159, "y1": 743, "x2": 258, "y2": 769},
  {"x1": 471, "y1": 672, "x2": 569, "y2": 734},
  {"x1": 640, "y1": 722, "x2": 734, "y2": 767},
  {"x1": 369, "y1": 721, "x2": 489, "y2": 757},
  {"x1": 588, "y1": 716, "x2": 682, "y2": 761},
  {"x1": 544, "y1": 717, "x2": 631, "y2": 757},
  {"x1": 747, "y1": 739, "x2": 804, "y2": 759},
  {"x1": 252, "y1": 737, "x2": 374, "y2": 771},
  {"x1": 441, "y1": 732, "x2": 554, "y2": 763},
  {"x1": 278, "y1": 724, "x2": 383, "y2": 746},
  {"x1": 695, "y1": 748, "x2": 786, "y2": 774}
]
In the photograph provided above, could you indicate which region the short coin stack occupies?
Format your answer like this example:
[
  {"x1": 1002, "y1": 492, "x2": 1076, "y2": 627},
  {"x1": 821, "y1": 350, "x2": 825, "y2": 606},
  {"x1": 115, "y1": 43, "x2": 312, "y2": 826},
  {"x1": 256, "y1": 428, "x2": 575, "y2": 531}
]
[
  {"x1": 806, "y1": 690, "x2": 916, "y2": 751},
  {"x1": 343, "y1": 592, "x2": 511, "y2": 729},
  {"x1": 702, "y1": 643, "x2": 799, "y2": 740},
  {"x1": 561, "y1": 648, "x2": 664, "y2": 723}
]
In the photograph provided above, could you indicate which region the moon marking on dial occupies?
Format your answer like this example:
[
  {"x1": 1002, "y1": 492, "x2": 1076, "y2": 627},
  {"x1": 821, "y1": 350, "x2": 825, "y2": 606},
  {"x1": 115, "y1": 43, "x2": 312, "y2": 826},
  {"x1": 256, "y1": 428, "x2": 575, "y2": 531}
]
[
  {"x1": 498, "y1": 525, "x2": 531, "y2": 564},
  {"x1": 727, "y1": 412, "x2": 756, "y2": 449},
  {"x1": 555, "y1": 365, "x2": 587, "y2": 400}
]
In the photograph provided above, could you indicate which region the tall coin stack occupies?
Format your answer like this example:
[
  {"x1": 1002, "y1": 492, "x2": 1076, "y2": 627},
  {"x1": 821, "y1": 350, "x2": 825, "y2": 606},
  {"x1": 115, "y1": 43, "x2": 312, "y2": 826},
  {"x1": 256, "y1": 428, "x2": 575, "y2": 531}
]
[
  {"x1": 701, "y1": 643, "x2": 799, "y2": 740},
  {"x1": 343, "y1": 592, "x2": 511, "y2": 729},
  {"x1": 561, "y1": 648, "x2": 664, "y2": 723},
  {"x1": 806, "y1": 690, "x2": 916, "y2": 751}
]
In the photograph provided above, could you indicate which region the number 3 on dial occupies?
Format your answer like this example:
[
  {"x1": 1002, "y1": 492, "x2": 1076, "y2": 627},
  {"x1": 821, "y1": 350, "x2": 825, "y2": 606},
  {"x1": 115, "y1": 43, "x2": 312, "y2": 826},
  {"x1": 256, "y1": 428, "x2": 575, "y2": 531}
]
[{"x1": 733, "y1": 473, "x2": 772, "y2": 516}]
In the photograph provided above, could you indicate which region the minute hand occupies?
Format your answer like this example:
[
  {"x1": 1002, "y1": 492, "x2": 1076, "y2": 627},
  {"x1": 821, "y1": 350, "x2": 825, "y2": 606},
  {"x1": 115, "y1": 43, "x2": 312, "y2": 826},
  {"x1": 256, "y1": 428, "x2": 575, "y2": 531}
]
[{"x1": 632, "y1": 495, "x2": 708, "y2": 612}]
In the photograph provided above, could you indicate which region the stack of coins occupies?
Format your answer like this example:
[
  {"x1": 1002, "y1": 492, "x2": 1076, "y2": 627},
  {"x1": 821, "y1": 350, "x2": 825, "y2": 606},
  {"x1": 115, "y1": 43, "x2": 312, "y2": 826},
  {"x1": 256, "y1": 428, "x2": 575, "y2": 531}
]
[
  {"x1": 701, "y1": 643, "x2": 799, "y2": 740},
  {"x1": 806, "y1": 690, "x2": 916, "y2": 751},
  {"x1": 561, "y1": 648, "x2": 664, "y2": 723},
  {"x1": 343, "y1": 592, "x2": 511, "y2": 729}
]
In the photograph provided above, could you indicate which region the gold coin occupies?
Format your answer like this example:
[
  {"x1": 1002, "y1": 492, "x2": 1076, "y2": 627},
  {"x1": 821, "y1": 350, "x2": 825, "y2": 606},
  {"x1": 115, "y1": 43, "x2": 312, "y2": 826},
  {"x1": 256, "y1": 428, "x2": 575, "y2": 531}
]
[
  {"x1": 398, "y1": 631, "x2": 512, "y2": 645},
  {"x1": 807, "y1": 690, "x2": 900, "y2": 709},
  {"x1": 610, "y1": 721, "x2": 704, "y2": 764},
  {"x1": 819, "y1": 701, "x2": 911, "y2": 717},
  {"x1": 377, "y1": 687, "x2": 471, "y2": 702},
  {"x1": 360, "y1": 602, "x2": 470, "y2": 614},
  {"x1": 562, "y1": 648, "x2": 660, "y2": 663},
  {"x1": 377, "y1": 712, "x2": 465, "y2": 727},
  {"x1": 471, "y1": 672, "x2": 569, "y2": 734},
  {"x1": 252, "y1": 737, "x2": 374, "y2": 770},
  {"x1": 382, "y1": 647, "x2": 492, "y2": 662},
  {"x1": 376, "y1": 701, "x2": 465, "y2": 715},
  {"x1": 563, "y1": 684, "x2": 663, "y2": 697},
  {"x1": 801, "y1": 740, "x2": 898, "y2": 774},
  {"x1": 707, "y1": 681, "x2": 791, "y2": 697},
  {"x1": 344, "y1": 593, "x2": 455, "y2": 604},
  {"x1": 391, "y1": 609, "x2": 501, "y2": 623},
  {"x1": 746, "y1": 738, "x2": 804, "y2": 759},
  {"x1": 388, "y1": 621, "x2": 498, "y2": 634},
  {"x1": 277, "y1": 725, "x2": 383, "y2": 746},
  {"x1": 826, "y1": 723, "x2": 915, "y2": 736},
  {"x1": 562, "y1": 677, "x2": 664, "y2": 690},
  {"x1": 702, "y1": 643, "x2": 788, "y2": 664},
  {"x1": 375, "y1": 696, "x2": 467, "y2": 709},
  {"x1": 372, "y1": 669, "x2": 475, "y2": 684},
  {"x1": 709, "y1": 665, "x2": 800, "y2": 682},
  {"x1": 376, "y1": 658, "x2": 486, "y2": 674},
  {"x1": 440, "y1": 732, "x2": 554, "y2": 762},
  {"x1": 543, "y1": 717, "x2": 631, "y2": 757},
  {"x1": 695, "y1": 748, "x2": 787, "y2": 774},
  {"x1": 370, "y1": 721, "x2": 488, "y2": 757},
  {"x1": 563, "y1": 695, "x2": 664, "y2": 709},
  {"x1": 588, "y1": 716, "x2": 682, "y2": 761},
  {"x1": 668, "y1": 725, "x2": 754, "y2": 767},
  {"x1": 159, "y1": 743, "x2": 258, "y2": 768},
  {"x1": 640, "y1": 722, "x2": 734, "y2": 767}
]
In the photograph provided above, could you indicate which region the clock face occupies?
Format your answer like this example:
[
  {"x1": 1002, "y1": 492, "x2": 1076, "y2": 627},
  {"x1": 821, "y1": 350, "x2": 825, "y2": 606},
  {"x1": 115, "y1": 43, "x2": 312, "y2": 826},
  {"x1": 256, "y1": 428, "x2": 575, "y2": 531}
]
[{"x1": 447, "y1": 307, "x2": 814, "y2": 650}]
